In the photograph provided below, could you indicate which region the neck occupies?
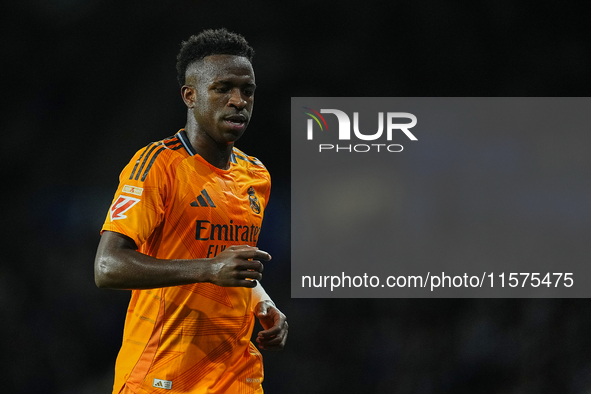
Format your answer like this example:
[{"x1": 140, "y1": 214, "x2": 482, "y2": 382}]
[{"x1": 184, "y1": 115, "x2": 233, "y2": 170}]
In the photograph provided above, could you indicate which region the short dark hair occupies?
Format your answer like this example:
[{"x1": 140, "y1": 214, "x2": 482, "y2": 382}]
[{"x1": 176, "y1": 28, "x2": 255, "y2": 86}]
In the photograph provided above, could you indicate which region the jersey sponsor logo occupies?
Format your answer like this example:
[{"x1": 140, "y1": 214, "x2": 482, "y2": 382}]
[
  {"x1": 190, "y1": 189, "x2": 217, "y2": 208},
  {"x1": 247, "y1": 186, "x2": 261, "y2": 214},
  {"x1": 196, "y1": 220, "x2": 261, "y2": 243},
  {"x1": 109, "y1": 195, "x2": 141, "y2": 221},
  {"x1": 122, "y1": 184, "x2": 143, "y2": 196},
  {"x1": 246, "y1": 377, "x2": 262, "y2": 384},
  {"x1": 152, "y1": 378, "x2": 172, "y2": 390}
]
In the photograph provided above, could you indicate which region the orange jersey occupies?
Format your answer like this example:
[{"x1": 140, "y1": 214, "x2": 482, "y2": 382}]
[{"x1": 101, "y1": 130, "x2": 271, "y2": 394}]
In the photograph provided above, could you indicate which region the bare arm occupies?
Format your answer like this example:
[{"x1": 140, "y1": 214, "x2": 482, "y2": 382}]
[{"x1": 94, "y1": 230, "x2": 270, "y2": 290}]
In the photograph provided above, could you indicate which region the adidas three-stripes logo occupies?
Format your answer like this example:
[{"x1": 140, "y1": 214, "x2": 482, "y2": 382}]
[{"x1": 190, "y1": 189, "x2": 217, "y2": 208}]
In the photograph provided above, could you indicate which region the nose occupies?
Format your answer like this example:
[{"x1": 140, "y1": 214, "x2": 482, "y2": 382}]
[{"x1": 228, "y1": 88, "x2": 247, "y2": 110}]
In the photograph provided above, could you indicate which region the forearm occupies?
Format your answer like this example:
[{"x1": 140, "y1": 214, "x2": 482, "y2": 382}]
[
  {"x1": 94, "y1": 231, "x2": 211, "y2": 289},
  {"x1": 95, "y1": 230, "x2": 269, "y2": 290}
]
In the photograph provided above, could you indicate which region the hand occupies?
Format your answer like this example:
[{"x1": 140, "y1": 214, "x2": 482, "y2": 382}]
[
  {"x1": 255, "y1": 300, "x2": 288, "y2": 351},
  {"x1": 206, "y1": 245, "x2": 271, "y2": 288}
]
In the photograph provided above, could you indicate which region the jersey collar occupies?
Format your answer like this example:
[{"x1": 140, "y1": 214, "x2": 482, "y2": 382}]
[{"x1": 177, "y1": 129, "x2": 197, "y2": 156}]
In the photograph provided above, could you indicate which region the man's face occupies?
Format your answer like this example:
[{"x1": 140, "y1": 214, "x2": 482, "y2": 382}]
[{"x1": 185, "y1": 55, "x2": 256, "y2": 146}]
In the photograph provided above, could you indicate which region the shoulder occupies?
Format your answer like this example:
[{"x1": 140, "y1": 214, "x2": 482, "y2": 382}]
[
  {"x1": 231, "y1": 147, "x2": 270, "y2": 181},
  {"x1": 122, "y1": 132, "x2": 192, "y2": 183}
]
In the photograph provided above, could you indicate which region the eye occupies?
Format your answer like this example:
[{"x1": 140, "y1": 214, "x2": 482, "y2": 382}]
[{"x1": 215, "y1": 87, "x2": 230, "y2": 93}]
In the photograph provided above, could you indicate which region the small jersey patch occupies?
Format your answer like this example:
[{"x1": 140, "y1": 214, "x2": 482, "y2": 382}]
[
  {"x1": 122, "y1": 184, "x2": 144, "y2": 196},
  {"x1": 153, "y1": 378, "x2": 172, "y2": 390},
  {"x1": 247, "y1": 186, "x2": 261, "y2": 214},
  {"x1": 110, "y1": 195, "x2": 141, "y2": 221}
]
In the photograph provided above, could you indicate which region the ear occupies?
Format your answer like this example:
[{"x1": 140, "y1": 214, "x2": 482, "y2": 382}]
[{"x1": 181, "y1": 85, "x2": 195, "y2": 109}]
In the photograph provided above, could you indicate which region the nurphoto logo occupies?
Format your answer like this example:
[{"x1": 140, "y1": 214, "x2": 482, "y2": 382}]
[{"x1": 303, "y1": 107, "x2": 417, "y2": 153}]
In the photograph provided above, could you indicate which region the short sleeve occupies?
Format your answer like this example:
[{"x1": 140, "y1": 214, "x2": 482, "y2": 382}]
[{"x1": 101, "y1": 143, "x2": 171, "y2": 248}]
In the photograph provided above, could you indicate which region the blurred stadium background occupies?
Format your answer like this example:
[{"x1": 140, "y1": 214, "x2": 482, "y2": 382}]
[{"x1": 2, "y1": 1, "x2": 590, "y2": 393}]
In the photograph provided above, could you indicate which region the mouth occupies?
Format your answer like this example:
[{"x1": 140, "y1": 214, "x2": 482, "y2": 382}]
[{"x1": 224, "y1": 114, "x2": 248, "y2": 131}]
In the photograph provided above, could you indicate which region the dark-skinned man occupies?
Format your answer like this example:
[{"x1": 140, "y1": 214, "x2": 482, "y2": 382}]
[{"x1": 95, "y1": 29, "x2": 287, "y2": 394}]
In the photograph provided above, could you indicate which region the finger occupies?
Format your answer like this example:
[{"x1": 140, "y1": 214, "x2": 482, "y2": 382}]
[
  {"x1": 256, "y1": 331, "x2": 285, "y2": 343},
  {"x1": 258, "y1": 317, "x2": 287, "y2": 336},
  {"x1": 227, "y1": 245, "x2": 258, "y2": 251},
  {"x1": 237, "y1": 249, "x2": 271, "y2": 261},
  {"x1": 238, "y1": 260, "x2": 264, "y2": 272},
  {"x1": 257, "y1": 335, "x2": 285, "y2": 347},
  {"x1": 257, "y1": 336, "x2": 287, "y2": 351},
  {"x1": 259, "y1": 325, "x2": 287, "y2": 341},
  {"x1": 257, "y1": 323, "x2": 283, "y2": 338},
  {"x1": 236, "y1": 271, "x2": 262, "y2": 281}
]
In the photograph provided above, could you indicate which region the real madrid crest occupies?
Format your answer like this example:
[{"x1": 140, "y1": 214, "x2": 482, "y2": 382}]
[{"x1": 247, "y1": 186, "x2": 261, "y2": 214}]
